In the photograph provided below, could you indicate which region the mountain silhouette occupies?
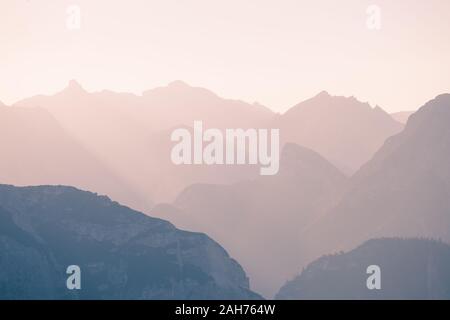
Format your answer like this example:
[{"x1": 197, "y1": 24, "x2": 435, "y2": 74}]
[
  {"x1": 0, "y1": 103, "x2": 148, "y2": 210},
  {"x1": 14, "y1": 81, "x2": 272, "y2": 205},
  {"x1": 301, "y1": 93, "x2": 450, "y2": 261},
  {"x1": 276, "y1": 238, "x2": 450, "y2": 299},
  {"x1": 0, "y1": 184, "x2": 261, "y2": 299},
  {"x1": 153, "y1": 143, "x2": 347, "y2": 297},
  {"x1": 4, "y1": 82, "x2": 450, "y2": 300},
  {"x1": 274, "y1": 91, "x2": 404, "y2": 174},
  {"x1": 12, "y1": 81, "x2": 405, "y2": 205},
  {"x1": 142, "y1": 80, "x2": 274, "y2": 130}
]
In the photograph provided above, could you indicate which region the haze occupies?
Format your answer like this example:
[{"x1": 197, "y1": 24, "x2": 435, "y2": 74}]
[{"x1": 1, "y1": 0, "x2": 450, "y2": 112}]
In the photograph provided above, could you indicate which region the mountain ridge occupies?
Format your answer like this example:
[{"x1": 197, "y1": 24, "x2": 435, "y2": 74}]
[
  {"x1": 276, "y1": 91, "x2": 404, "y2": 174},
  {"x1": 276, "y1": 237, "x2": 450, "y2": 300},
  {"x1": 153, "y1": 142, "x2": 348, "y2": 297},
  {"x1": 300, "y1": 93, "x2": 450, "y2": 266}
]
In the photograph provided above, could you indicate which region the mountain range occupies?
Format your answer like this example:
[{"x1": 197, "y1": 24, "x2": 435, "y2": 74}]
[
  {"x1": 300, "y1": 94, "x2": 450, "y2": 260},
  {"x1": 13, "y1": 81, "x2": 272, "y2": 206},
  {"x1": 153, "y1": 91, "x2": 450, "y2": 297},
  {"x1": 0, "y1": 103, "x2": 147, "y2": 209},
  {"x1": 153, "y1": 143, "x2": 347, "y2": 296},
  {"x1": 275, "y1": 91, "x2": 404, "y2": 174},
  {"x1": 9, "y1": 81, "x2": 403, "y2": 208},
  {"x1": 2, "y1": 81, "x2": 450, "y2": 299}
]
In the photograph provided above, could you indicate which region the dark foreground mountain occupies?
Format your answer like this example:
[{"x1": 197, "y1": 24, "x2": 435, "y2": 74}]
[
  {"x1": 276, "y1": 238, "x2": 450, "y2": 299},
  {"x1": 0, "y1": 184, "x2": 261, "y2": 300}
]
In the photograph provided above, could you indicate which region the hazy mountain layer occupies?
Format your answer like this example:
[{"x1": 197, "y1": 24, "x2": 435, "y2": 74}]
[
  {"x1": 11, "y1": 82, "x2": 403, "y2": 205},
  {"x1": 153, "y1": 143, "x2": 348, "y2": 297},
  {"x1": 13, "y1": 81, "x2": 272, "y2": 205},
  {"x1": 301, "y1": 94, "x2": 450, "y2": 263},
  {"x1": 275, "y1": 91, "x2": 404, "y2": 174},
  {"x1": 0, "y1": 104, "x2": 148, "y2": 210}
]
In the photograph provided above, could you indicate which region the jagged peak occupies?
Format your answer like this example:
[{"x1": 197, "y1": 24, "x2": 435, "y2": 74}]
[
  {"x1": 315, "y1": 90, "x2": 331, "y2": 98},
  {"x1": 62, "y1": 79, "x2": 86, "y2": 94},
  {"x1": 287, "y1": 91, "x2": 374, "y2": 114},
  {"x1": 309, "y1": 91, "x2": 370, "y2": 105},
  {"x1": 372, "y1": 104, "x2": 390, "y2": 115}
]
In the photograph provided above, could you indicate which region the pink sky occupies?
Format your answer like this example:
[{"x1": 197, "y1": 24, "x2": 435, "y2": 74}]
[{"x1": 1, "y1": 0, "x2": 449, "y2": 112}]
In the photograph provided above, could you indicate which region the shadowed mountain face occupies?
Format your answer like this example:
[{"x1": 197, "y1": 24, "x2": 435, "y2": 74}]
[
  {"x1": 301, "y1": 94, "x2": 450, "y2": 261},
  {"x1": 391, "y1": 111, "x2": 414, "y2": 124},
  {"x1": 153, "y1": 143, "x2": 348, "y2": 297},
  {"x1": 276, "y1": 238, "x2": 450, "y2": 300},
  {"x1": 275, "y1": 91, "x2": 404, "y2": 174},
  {"x1": 0, "y1": 184, "x2": 261, "y2": 300},
  {"x1": 13, "y1": 81, "x2": 272, "y2": 205},
  {"x1": 0, "y1": 104, "x2": 148, "y2": 210}
]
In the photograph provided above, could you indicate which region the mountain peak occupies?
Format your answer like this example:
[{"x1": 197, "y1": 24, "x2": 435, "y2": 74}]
[
  {"x1": 143, "y1": 80, "x2": 219, "y2": 100},
  {"x1": 407, "y1": 93, "x2": 450, "y2": 129},
  {"x1": 373, "y1": 105, "x2": 389, "y2": 115},
  {"x1": 62, "y1": 79, "x2": 86, "y2": 94},
  {"x1": 167, "y1": 80, "x2": 191, "y2": 88},
  {"x1": 316, "y1": 90, "x2": 331, "y2": 98}
]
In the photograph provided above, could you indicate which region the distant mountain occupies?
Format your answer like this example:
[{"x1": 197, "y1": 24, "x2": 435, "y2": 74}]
[
  {"x1": 11, "y1": 82, "x2": 404, "y2": 203},
  {"x1": 142, "y1": 80, "x2": 274, "y2": 130},
  {"x1": 391, "y1": 111, "x2": 414, "y2": 124},
  {"x1": 0, "y1": 104, "x2": 148, "y2": 210},
  {"x1": 276, "y1": 238, "x2": 450, "y2": 299},
  {"x1": 274, "y1": 91, "x2": 404, "y2": 174},
  {"x1": 301, "y1": 93, "x2": 450, "y2": 260},
  {"x1": 153, "y1": 143, "x2": 347, "y2": 297},
  {"x1": 0, "y1": 184, "x2": 261, "y2": 299},
  {"x1": 14, "y1": 81, "x2": 273, "y2": 204}
]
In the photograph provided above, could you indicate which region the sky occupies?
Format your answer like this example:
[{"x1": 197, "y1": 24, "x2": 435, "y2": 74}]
[{"x1": 1, "y1": 0, "x2": 449, "y2": 113}]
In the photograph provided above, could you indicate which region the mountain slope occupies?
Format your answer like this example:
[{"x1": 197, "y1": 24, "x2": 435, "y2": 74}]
[
  {"x1": 142, "y1": 80, "x2": 274, "y2": 130},
  {"x1": 14, "y1": 81, "x2": 273, "y2": 204},
  {"x1": 0, "y1": 104, "x2": 149, "y2": 211},
  {"x1": 0, "y1": 184, "x2": 261, "y2": 299},
  {"x1": 275, "y1": 91, "x2": 404, "y2": 174},
  {"x1": 303, "y1": 93, "x2": 450, "y2": 259},
  {"x1": 153, "y1": 143, "x2": 347, "y2": 297},
  {"x1": 276, "y1": 238, "x2": 450, "y2": 299}
]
